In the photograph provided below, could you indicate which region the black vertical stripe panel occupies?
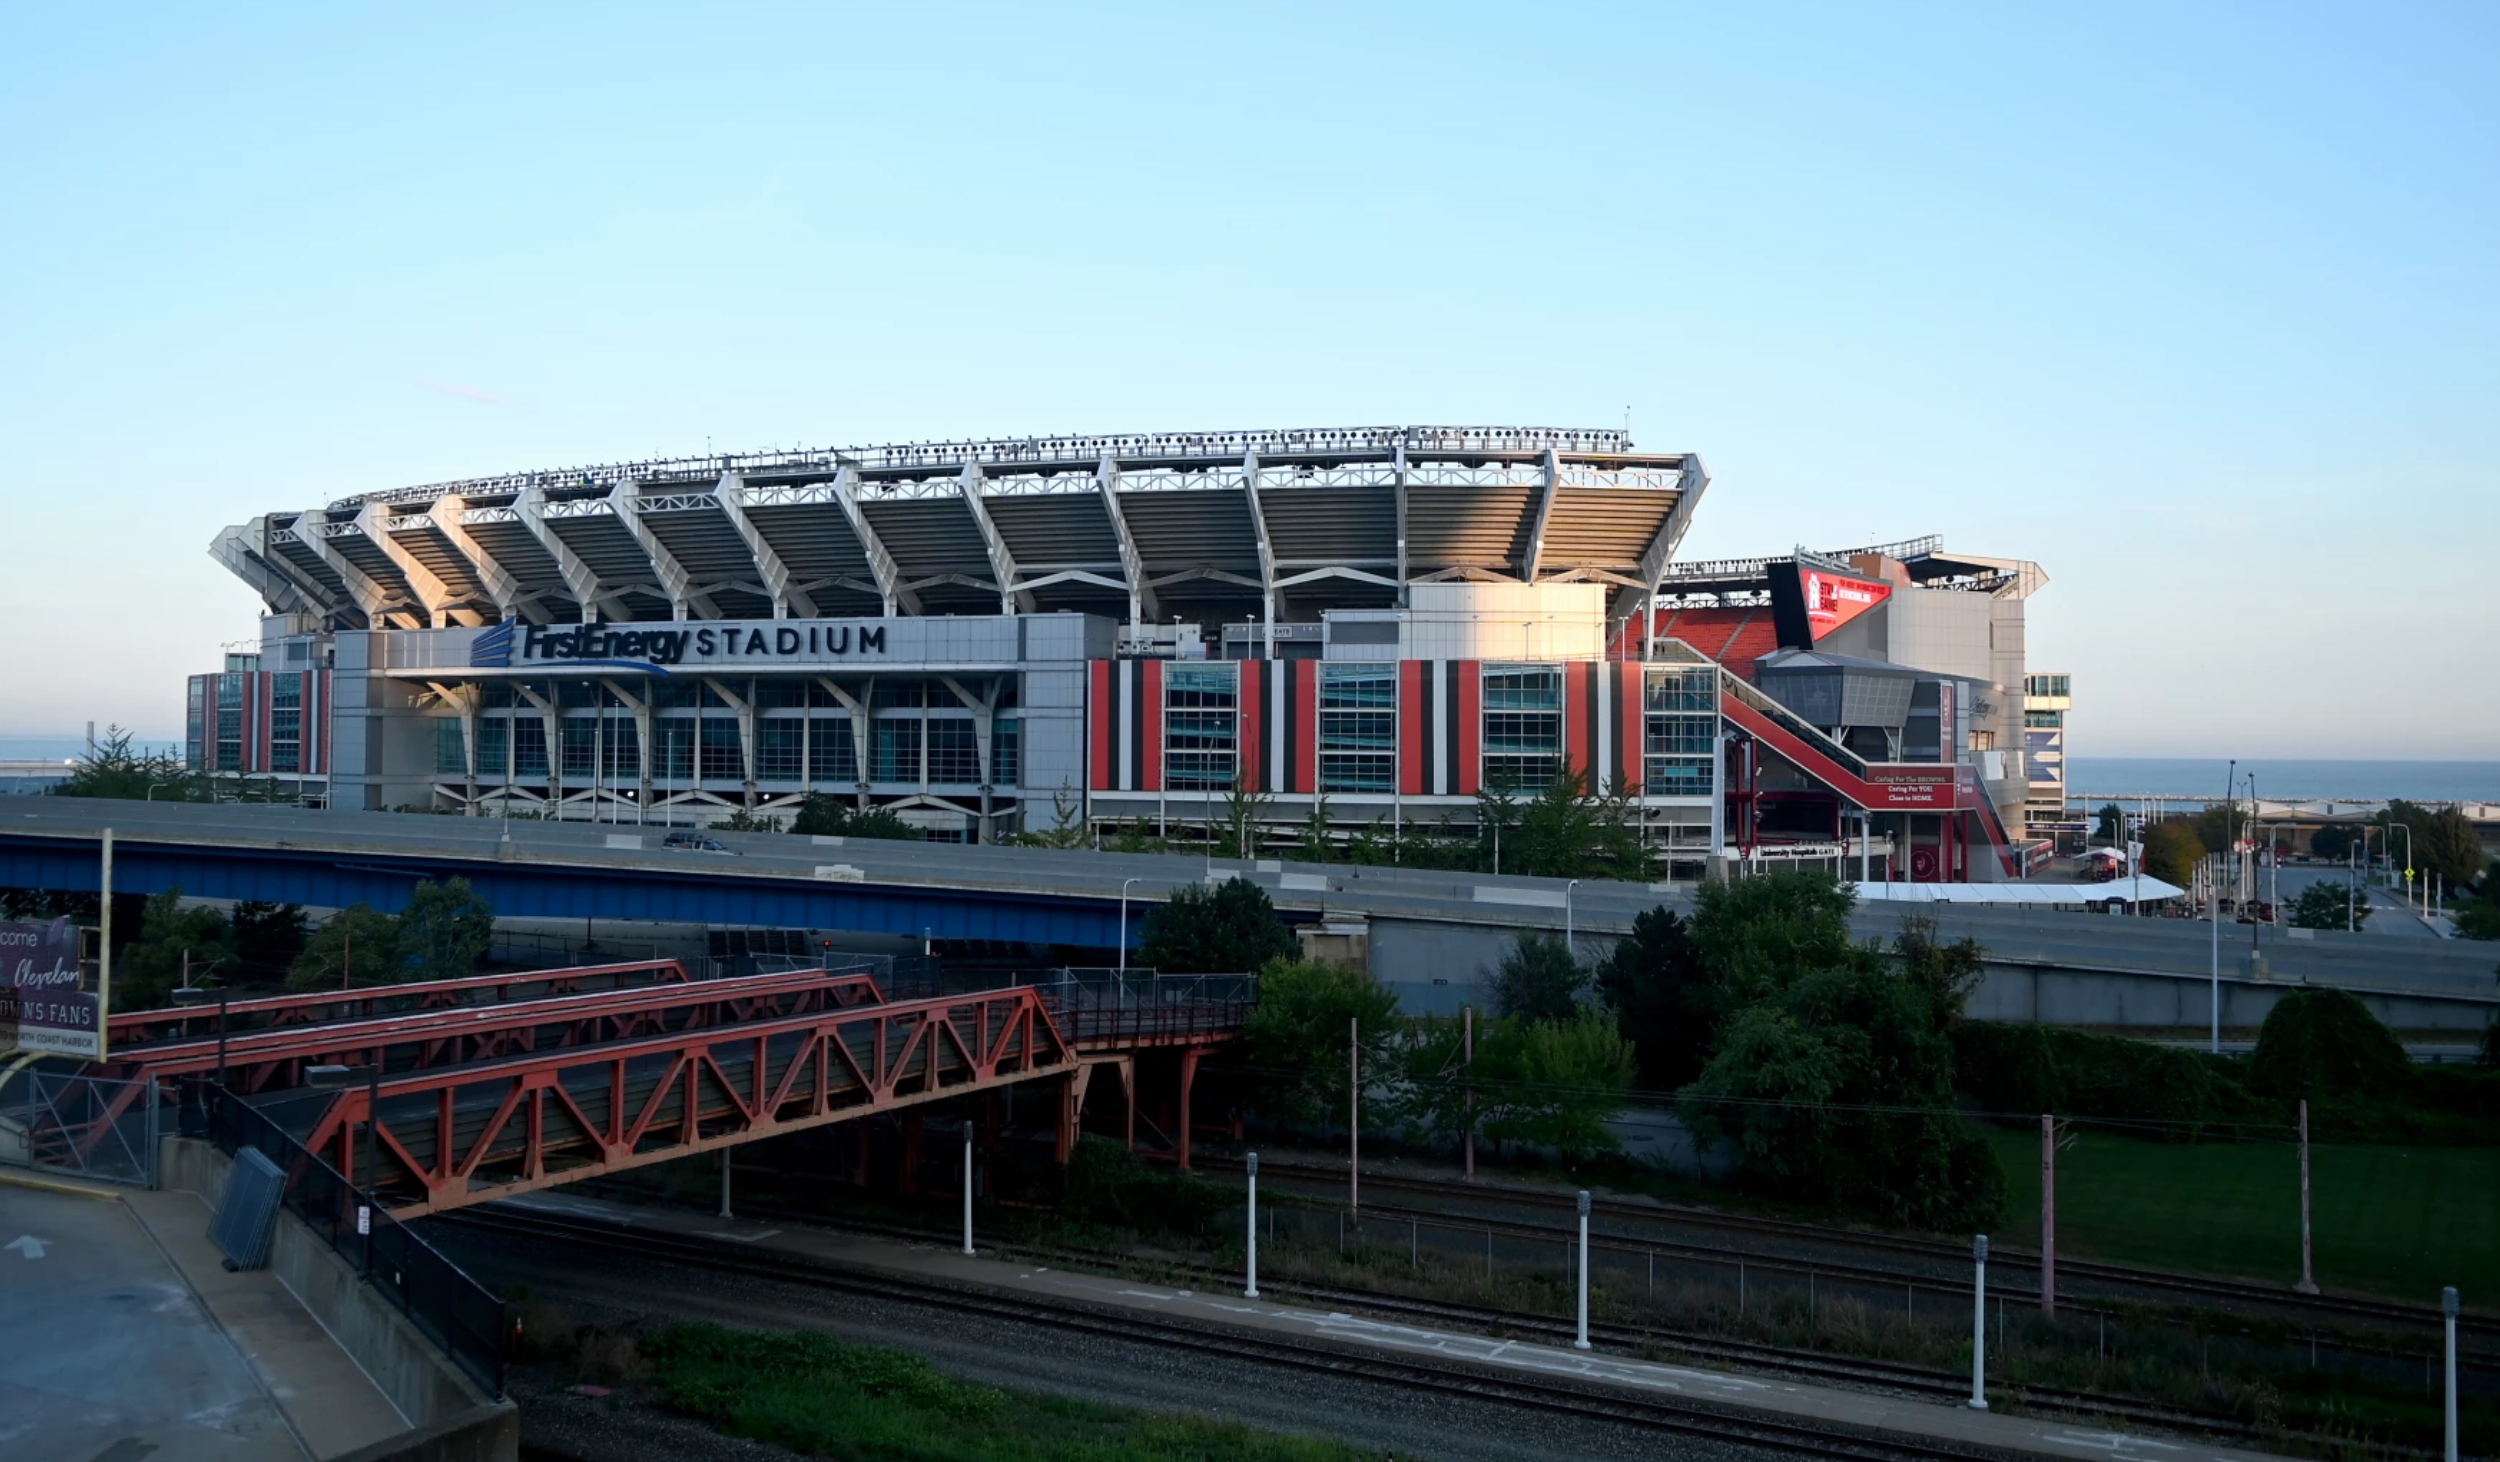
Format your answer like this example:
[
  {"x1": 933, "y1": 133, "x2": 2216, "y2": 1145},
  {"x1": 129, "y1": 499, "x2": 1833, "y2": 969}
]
[
  {"x1": 1125, "y1": 662, "x2": 1144, "y2": 791},
  {"x1": 1441, "y1": 660, "x2": 1462, "y2": 796}
]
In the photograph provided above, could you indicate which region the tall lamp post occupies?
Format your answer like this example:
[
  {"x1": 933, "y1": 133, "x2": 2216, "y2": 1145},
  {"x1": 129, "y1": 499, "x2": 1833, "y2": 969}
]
[{"x1": 1117, "y1": 877, "x2": 1140, "y2": 975}]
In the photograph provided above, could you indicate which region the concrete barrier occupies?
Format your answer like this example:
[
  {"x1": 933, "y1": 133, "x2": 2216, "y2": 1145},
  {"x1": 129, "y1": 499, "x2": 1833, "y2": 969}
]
[{"x1": 162, "y1": 1137, "x2": 518, "y2": 1462}]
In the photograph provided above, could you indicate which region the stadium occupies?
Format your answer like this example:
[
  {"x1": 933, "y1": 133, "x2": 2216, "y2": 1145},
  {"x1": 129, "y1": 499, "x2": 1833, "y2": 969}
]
[{"x1": 195, "y1": 424, "x2": 2052, "y2": 880}]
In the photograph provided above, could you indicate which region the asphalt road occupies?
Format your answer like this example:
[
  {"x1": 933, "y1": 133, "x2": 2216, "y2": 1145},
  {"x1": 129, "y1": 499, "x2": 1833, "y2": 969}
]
[{"x1": 7, "y1": 799, "x2": 2491, "y2": 997}]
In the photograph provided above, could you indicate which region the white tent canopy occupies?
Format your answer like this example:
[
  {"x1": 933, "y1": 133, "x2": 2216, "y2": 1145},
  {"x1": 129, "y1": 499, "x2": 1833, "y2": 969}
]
[{"x1": 1850, "y1": 879, "x2": 2185, "y2": 907}]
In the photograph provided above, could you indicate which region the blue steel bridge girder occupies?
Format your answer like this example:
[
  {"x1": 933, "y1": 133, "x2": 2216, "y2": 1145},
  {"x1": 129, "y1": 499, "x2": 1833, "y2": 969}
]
[{"x1": 0, "y1": 835, "x2": 1133, "y2": 947}]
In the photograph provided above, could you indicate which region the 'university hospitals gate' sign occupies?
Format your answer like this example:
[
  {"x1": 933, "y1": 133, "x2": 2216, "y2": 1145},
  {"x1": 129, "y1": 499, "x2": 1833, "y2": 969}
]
[{"x1": 0, "y1": 918, "x2": 103, "y2": 1060}]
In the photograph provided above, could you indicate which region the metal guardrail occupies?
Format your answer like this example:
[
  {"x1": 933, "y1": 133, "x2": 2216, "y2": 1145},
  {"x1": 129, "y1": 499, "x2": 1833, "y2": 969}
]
[
  {"x1": 0, "y1": 1068, "x2": 158, "y2": 1186},
  {"x1": 184, "y1": 1083, "x2": 506, "y2": 1398}
]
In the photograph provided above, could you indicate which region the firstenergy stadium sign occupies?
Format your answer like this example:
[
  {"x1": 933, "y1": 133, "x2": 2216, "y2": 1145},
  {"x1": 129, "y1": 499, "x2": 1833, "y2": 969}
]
[{"x1": 472, "y1": 619, "x2": 892, "y2": 672}]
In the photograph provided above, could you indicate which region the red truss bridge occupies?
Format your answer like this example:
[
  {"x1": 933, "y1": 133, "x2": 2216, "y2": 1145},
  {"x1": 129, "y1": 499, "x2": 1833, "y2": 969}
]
[{"x1": 86, "y1": 959, "x2": 1246, "y2": 1216}]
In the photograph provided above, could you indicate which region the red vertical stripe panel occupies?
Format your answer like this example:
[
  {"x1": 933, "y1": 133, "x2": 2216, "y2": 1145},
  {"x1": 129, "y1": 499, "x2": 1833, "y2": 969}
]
[{"x1": 1396, "y1": 661, "x2": 1424, "y2": 796}]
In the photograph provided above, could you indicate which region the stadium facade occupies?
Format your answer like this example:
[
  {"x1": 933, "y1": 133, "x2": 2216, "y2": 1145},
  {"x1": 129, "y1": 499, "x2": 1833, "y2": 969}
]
[{"x1": 194, "y1": 425, "x2": 2052, "y2": 879}]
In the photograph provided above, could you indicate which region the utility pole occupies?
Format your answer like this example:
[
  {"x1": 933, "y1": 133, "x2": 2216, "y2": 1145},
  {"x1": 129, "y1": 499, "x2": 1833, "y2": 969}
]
[
  {"x1": 1462, "y1": 1005, "x2": 1475, "y2": 1182},
  {"x1": 2212, "y1": 759, "x2": 2233, "y2": 1054},
  {"x1": 2296, "y1": 1100, "x2": 2319, "y2": 1295},
  {"x1": 1348, "y1": 1016, "x2": 1359, "y2": 1212},
  {"x1": 2040, "y1": 1114, "x2": 2056, "y2": 1315}
]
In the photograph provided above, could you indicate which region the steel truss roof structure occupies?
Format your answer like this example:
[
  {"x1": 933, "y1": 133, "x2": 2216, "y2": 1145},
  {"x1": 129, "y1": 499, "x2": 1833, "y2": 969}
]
[{"x1": 209, "y1": 425, "x2": 1708, "y2": 631}]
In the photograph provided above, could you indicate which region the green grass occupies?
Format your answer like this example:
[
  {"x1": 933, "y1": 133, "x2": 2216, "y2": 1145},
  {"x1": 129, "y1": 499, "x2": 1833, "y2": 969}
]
[
  {"x1": 1981, "y1": 1126, "x2": 2499, "y2": 1303},
  {"x1": 643, "y1": 1322, "x2": 1378, "y2": 1462}
]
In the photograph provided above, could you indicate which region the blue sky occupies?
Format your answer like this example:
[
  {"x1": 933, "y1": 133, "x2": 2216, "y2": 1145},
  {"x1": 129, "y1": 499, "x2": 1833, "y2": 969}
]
[{"x1": 2, "y1": 3, "x2": 2492, "y2": 759}]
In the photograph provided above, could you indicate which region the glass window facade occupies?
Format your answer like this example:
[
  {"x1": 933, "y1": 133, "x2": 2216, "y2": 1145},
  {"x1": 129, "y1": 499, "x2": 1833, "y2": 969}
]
[
  {"x1": 656, "y1": 719, "x2": 696, "y2": 780},
  {"x1": 809, "y1": 716, "x2": 857, "y2": 783},
  {"x1": 435, "y1": 719, "x2": 466, "y2": 775},
  {"x1": 990, "y1": 718, "x2": 1019, "y2": 787},
  {"x1": 1481, "y1": 665, "x2": 1560, "y2": 793},
  {"x1": 602, "y1": 716, "x2": 639, "y2": 779},
  {"x1": 927, "y1": 720, "x2": 979, "y2": 783},
  {"x1": 1643, "y1": 667, "x2": 1717, "y2": 797},
  {"x1": 513, "y1": 718, "x2": 548, "y2": 777},
  {"x1": 758, "y1": 721, "x2": 804, "y2": 781},
  {"x1": 1163, "y1": 664, "x2": 1238, "y2": 791},
  {"x1": 561, "y1": 718, "x2": 597, "y2": 778},
  {"x1": 1320, "y1": 663, "x2": 1395, "y2": 792},
  {"x1": 698, "y1": 718, "x2": 743, "y2": 780},
  {"x1": 872, "y1": 719, "x2": 920, "y2": 783}
]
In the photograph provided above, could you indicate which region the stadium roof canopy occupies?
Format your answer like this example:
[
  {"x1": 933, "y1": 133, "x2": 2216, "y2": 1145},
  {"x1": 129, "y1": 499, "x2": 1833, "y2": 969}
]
[{"x1": 210, "y1": 425, "x2": 1709, "y2": 632}]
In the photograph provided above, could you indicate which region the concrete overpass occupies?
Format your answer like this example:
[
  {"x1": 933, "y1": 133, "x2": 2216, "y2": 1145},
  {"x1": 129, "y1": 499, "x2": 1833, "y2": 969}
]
[{"x1": 5, "y1": 801, "x2": 2493, "y2": 1038}]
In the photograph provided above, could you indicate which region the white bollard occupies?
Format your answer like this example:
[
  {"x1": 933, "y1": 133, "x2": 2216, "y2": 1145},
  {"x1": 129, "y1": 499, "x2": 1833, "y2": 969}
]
[
  {"x1": 1245, "y1": 1152, "x2": 1261, "y2": 1298},
  {"x1": 1969, "y1": 1234, "x2": 1989, "y2": 1410},
  {"x1": 2445, "y1": 1287, "x2": 2460, "y2": 1462},
  {"x1": 962, "y1": 1128, "x2": 975, "y2": 1256},
  {"x1": 1574, "y1": 1190, "x2": 1592, "y2": 1351}
]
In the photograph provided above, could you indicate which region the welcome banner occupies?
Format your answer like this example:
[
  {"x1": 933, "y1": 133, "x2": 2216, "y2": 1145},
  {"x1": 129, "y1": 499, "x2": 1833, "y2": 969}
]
[{"x1": 0, "y1": 917, "x2": 102, "y2": 1059}]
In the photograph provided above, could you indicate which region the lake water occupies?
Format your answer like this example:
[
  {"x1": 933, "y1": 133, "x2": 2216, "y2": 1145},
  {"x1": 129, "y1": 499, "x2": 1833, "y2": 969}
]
[{"x1": 2065, "y1": 758, "x2": 2498, "y2": 803}]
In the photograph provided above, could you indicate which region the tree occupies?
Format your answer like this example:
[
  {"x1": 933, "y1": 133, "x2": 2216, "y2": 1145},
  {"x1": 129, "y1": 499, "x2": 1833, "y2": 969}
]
[
  {"x1": 397, "y1": 877, "x2": 494, "y2": 983},
  {"x1": 2246, "y1": 987, "x2": 2416, "y2": 1109},
  {"x1": 229, "y1": 901, "x2": 309, "y2": 981},
  {"x1": 2094, "y1": 804, "x2": 2124, "y2": 843},
  {"x1": 2373, "y1": 801, "x2": 2485, "y2": 889},
  {"x1": 1688, "y1": 867, "x2": 1859, "y2": 1006},
  {"x1": 1136, "y1": 877, "x2": 1297, "y2": 974},
  {"x1": 1475, "y1": 767, "x2": 1650, "y2": 881},
  {"x1": 117, "y1": 888, "x2": 235, "y2": 1010},
  {"x1": 2454, "y1": 860, "x2": 2500, "y2": 941},
  {"x1": 787, "y1": 793, "x2": 920, "y2": 840},
  {"x1": 1594, "y1": 905, "x2": 1713, "y2": 1091},
  {"x1": 1000, "y1": 785, "x2": 1089, "y2": 849},
  {"x1": 2310, "y1": 824, "x2": 2357, "y2": 862},
  {"x1": 1404, "y1": 1007, "x2": 1635, "y2": 1162},
  {"x1": 46, "y1": 726, "x2": 203, "y2": 803},
  {"x1": 715, "y1": 806, "x2": 782, "y2": 832},
  {"x1": 1681, "y1": 952, "x2": 2000, "y2": 1229},
  {"x1": 287, "y1": 904, "x2": 402, "y2": 991},
  {"x1": 2142, "y1": 820, "x2": 2204, "y2": 888},
  {"x1": 1490, "y1": 932, "x2": 1586, "y2": 1021},
  {"x1": 1237, "y1": 957, "x2": 1401, "y2": 1127},
  {"x1": 2286, "y1": 881, "x2": 2371, "y2": 931}
]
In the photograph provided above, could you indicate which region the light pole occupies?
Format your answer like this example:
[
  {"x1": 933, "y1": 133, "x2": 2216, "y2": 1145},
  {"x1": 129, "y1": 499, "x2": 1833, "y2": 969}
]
[
  {"x1": 2212, "y1": 759, "x2": 2233, "y2": 1054},
  {"x1": 1118, "y1": 878, "x2": 1139, "y2": 975},
  {"x1": 2389, "y1": 822, "x2": 2415, "y2": 914},
  {"x1": 1564, "y1": 880, "x2": 1581, "y2": 956}
]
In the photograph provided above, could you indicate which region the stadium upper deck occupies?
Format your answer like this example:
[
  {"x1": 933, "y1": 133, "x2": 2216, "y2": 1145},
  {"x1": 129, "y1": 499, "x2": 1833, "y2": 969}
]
[{"x1": 210, "y1": 425, "x2": 1706, "y2": 634}]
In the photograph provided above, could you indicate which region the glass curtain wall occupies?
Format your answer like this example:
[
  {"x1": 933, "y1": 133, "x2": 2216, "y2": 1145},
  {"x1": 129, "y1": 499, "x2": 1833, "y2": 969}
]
[
  {"x1": 1481, "y1": 665, "x2": 1560, "y2": 792},
  {"x1": 1163, "y1": 664, "x2": 1238, "y2": 790},
  {"x1": 1643, "y1": 666, "x2": 1717, "y2": 796},
  {"x1": 1319, "y1": 663, "x2": 1395, "y2": 792}
]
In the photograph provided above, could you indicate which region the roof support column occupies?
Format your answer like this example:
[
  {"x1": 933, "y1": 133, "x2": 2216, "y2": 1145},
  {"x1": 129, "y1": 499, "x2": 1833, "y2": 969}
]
[
  {"x1": 834, "y1": 467, "x2": 917, "y2": 617},
  {"x1": 1242, "y1": 452, "x2": 1275, "y2": 658},
  {"x1": 1610, "y1": 453, "x2": 1713, "y2": 627},
  {"x1": 717, "y1": 474, "x2": 816, "y2": 619},
  {"x1": 1392, "y1": 443, "x2": 1411, "y2": 608},
  {"x1": 215, "y1": 518, "x2": 330, "y2": 618},
  {"x1": 358, "y1": 502, "x2": 468, "y2": 628},
  {"x1": 959, "y1": 463, "x2": 1030, "y2": 615},
  {"x1": 610, "y1": 479, "x2": 716, "y2": 621},
  {"x1": 516, "y1": 482, "x2": 621, "y2": 623},
  {"x1": 432, "y1": 495, "x2": 542, "y2": 624},
  {"x1": 1520, "y1": 448, "x2": 1561, "y2": 586},
  {"x1": 1096, "y1": 457, "x2": 1154, "y2": 627},
  {"x1": 815, "y1": 676, "x2": 873, "y2": 808},
  {"x1": 293, "y1": 509, "x2": 394, "y2": 626}
]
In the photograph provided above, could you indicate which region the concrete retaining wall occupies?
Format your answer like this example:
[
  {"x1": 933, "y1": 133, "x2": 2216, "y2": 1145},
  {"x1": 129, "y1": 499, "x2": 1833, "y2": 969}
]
[
  {"x1": 161, "y1": 1137, "x2": 518, "y2": 1462},
  {"x1": 1368, "y1": 915, "x2": 2499, "y2": 1037}
]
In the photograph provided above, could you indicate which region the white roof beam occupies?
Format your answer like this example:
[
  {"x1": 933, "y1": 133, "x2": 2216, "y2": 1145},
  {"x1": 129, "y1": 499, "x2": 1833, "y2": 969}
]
[
  {"x1": 1392, "y1": 442, "x2": 1411, "y2": 607},
  {"x1": 210, "y1": 520, "x2": 325, "y2": 617},
  {"x1": 430, "y1": 495, "x2": 545, "y2": 624},
  {"x1": 834, "y1": 466, "x2": 918, "y2": 616},
  {"x1": 716, "y1": 473, "x2": 816, "y2": 618},
  {"x1": 292, "y1": 508, "x2": 392, "y2": 625},
  {"x1": 1242, "y1": 451, "x2": 1276, "y2": 652},
  {"x1": 959, "y1": 462, "x2": 1032, "y2": 615},
  {"x1": 516, "y1": 483, "x2": 626, "y2": 622},
  {"x1": 1611, "y1": 452, "x2": 1712, "y2": 624},
  {"x1": 359, "y1": 501, "x2": 472, "y2": 628},
  {"x1": 609, "y1": 479, "x2": 719, "y2": 620},
  {"x1": 1520, "y1": 448, "x2": 1561, "y2": 585},
  {"x1": 1095, "y1": 457, "x2": 1154, "y2": 625}
]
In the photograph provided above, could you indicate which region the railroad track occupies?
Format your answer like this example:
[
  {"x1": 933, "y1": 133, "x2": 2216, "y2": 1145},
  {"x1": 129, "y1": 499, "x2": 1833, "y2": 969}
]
[
  {"x1": 1207, "y1": 1155, "x2": 2491, "y2": 1344},
  {"x1": 438, "y1": 1204, "x2": 2040, "y2": 1462},
  {"x1": 501, "y1": 1187, "x2": 2451, "y2": 1460}
]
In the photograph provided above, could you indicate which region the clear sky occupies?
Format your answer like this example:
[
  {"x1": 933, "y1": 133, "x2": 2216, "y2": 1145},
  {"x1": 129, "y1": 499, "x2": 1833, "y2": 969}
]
[{"x1": 2, "y1": 3, "x2": 2492, "y2": 759}]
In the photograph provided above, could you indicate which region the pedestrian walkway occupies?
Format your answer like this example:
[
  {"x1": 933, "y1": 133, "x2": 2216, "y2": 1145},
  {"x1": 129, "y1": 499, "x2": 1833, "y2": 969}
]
[{"x1": 505, "y1": 1189, "x2": 2304, "y2": 1462}]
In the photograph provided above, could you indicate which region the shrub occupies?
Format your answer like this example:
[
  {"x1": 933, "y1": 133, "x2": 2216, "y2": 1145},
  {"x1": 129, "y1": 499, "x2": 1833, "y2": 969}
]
[
  {"x1": 1059, "y1": 1135, "x2": 1225, "y2": 1235},
  {"x1": 1237, "y1": 958, "x2": 1400, "y2": 1128},
  {"x1": 1951, "y1": 1023, "x2": 2264, "y2": 1136},
  {"x1": 1136, "y1": 877, "x2": 1296, "y2": 975},
  {"x1": 1490, "y1": 932, "x2": 1586, "y2": 1021}
]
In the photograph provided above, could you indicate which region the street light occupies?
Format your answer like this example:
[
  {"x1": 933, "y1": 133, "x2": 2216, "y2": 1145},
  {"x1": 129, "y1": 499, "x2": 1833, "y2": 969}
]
[
  {"x1": 2389, "y1": 822, "x2": 2415, "y2": 913},
  {"x1": 1564, "y1": 879, "x2": 1581, "y2": 957},
  {"x1": 1118, "y1": 877, "x2": 1140, "y2": 975},
  {"x1": 171, "y1": 983, "x2": 232, "y2": 1091}
]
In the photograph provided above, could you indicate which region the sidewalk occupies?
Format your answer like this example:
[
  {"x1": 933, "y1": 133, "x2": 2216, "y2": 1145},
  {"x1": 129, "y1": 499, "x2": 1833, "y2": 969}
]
[{"x1": 504, "y1": 1188, "x2": 2303, "y2": 1462}]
